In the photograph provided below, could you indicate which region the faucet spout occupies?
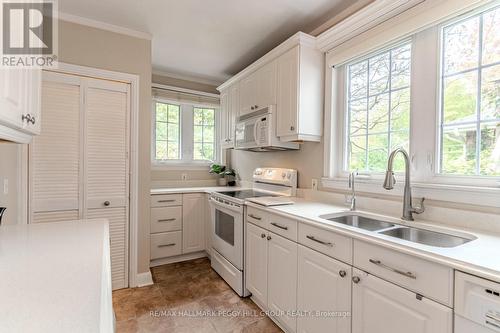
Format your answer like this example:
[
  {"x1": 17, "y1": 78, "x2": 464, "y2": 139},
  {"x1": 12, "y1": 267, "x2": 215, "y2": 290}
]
[
  {"x1": 349, "y1": 170, "x2": 358, "y2": 211},
  {"x1": 383, "y1": 148, "x2": 424, "y2": 221}
]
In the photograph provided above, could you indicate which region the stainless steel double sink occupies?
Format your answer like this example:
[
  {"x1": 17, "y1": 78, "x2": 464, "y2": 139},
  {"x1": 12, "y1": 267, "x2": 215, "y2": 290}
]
[{"x1": 319, "y1": 214, "x2": 474, "y2": 248}]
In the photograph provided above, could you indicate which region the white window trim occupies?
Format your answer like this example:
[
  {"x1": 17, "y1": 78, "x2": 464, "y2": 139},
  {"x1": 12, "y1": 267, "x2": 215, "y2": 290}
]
[
  {"x1": 322, "y1": 0, "x2": 500, "y2": 207},
  {"x1": 151, "y1": 98, "x2": 220, "y2": 170}
]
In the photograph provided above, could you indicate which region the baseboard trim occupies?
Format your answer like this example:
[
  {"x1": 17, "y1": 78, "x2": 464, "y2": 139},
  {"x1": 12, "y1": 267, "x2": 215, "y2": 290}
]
[
  {"x1": 149, "y1": 251, "x2": 208, "y2": 268},
  {"x1": 136, "y1": 271, "x2": 154, "y2": 287}
]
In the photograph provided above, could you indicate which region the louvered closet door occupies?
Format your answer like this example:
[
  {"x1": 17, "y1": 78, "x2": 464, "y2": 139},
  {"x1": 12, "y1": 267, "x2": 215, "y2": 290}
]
[
  {"x1": 31, "y1": 72, "x2": 81, "y2": 223},
  {"x1": 84, "y1": 78, "x2": 130, "y2": 290}
]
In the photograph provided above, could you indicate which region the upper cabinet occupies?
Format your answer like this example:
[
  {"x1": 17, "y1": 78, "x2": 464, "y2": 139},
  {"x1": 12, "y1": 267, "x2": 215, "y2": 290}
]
[
  {"x1": 276, "y1": 44, "x2": 323, "y2": 142},
  {"x1": 220, "y1": 82, "x2": 239, "y2": 149},
  {"x1": 0, "y1": 68, "x2": 41, "y2": 143},
  {"x1": 217, "y1": 32, "x2": 324, "y2": 144},
  {"x1": 239, "y1": 60, "x2": 277, "y2": 117}
]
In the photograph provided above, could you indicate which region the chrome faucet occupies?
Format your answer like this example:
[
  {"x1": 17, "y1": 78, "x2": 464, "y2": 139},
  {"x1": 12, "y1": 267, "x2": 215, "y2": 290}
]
[
  {"x1": 383, "y1": 148, "x2": 425, "y2": 221},
  {"x1": 348, "y1": 170, "x2": 358, "y2": 211}
]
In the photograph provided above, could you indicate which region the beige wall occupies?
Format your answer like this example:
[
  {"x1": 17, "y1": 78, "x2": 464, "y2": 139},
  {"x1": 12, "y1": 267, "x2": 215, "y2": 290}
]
[
  {"x1": 229, "y1": 142, "x2": 324, "y2": 189},
  {"x1": 152, "y1": 73, "x2": 219, "y2": 94},
  {"x1": 0, "y1": 143, "x2": 21, "y2": 225},
  {"x1": 58, "y1": 20, "x2": 152, "y2": 274}
]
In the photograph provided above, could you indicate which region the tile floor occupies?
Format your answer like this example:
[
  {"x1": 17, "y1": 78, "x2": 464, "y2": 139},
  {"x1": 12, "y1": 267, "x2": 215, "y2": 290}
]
[{"x1": 113, "y1": 258, "x2": 282, "y2": 333}]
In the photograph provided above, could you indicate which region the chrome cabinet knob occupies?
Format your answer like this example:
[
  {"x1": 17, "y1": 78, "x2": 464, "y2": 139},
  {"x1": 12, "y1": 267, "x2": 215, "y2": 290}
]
[
  {"x1": 254, "y1": 105, "x2": 258, "y2": 109},
  {"x1": 22, "y1": 114, "x2": 35, "y2": 124},
  {"x1": 261, "y1": 233, "x2": 266, "y2": 238},
  {"x1": 267, "y1": 235, "x2": 272, "y2": 241},
  {"x1": 339, "y1": 270, "x2": 347, "y2": 278},
  {"x1": 290, "y1": 126, "x2": 295, "y2": 131},
  {"x1": 251, "y1": 106, "x2": 255, "y2": 110},
  {"x1": 352, "y1": 276, "x2": 361, "y2": 284},
  {"x1": 104, "y1": 201, "x2": 110, "y2": 207}
]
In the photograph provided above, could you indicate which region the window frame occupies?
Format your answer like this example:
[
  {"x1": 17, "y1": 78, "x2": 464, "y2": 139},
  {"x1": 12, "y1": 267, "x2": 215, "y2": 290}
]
[
  {"x1": 342, "y1": 39, "x2": 413, "y2": 176},
  {"x1": 436, "y1": 5, "x2": 500, "y2": 179},
  {"x1": 151, "y1": 97, "x2": 220, "y2": 169},
  {"x1": 324, "y1": 3, "x2": 500, "y2": 202}
]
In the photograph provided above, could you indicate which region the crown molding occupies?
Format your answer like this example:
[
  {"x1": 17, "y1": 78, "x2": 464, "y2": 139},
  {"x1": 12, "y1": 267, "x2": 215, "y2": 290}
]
[
  {"x1": 152, "y1": 83, "x2": 220, "y2": 99},
  {"x1": 152, "y1": 68, "x2": 223, "y2": 87},
  {"x1": 316, "y1": 0, "x2": 424, "y2": 53},
  {"x1": 59, "y1": 12, "x2": 152, "y2": 40},
  {"x1": 217, "y1": 31, "x2": 317, "y2": 92}
]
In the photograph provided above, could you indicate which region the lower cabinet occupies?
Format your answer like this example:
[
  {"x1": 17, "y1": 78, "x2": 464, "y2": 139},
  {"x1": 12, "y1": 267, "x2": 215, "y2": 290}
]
[
  {"x1": 351, "y1": 268, "x2": 453, "y2": 333},
  {"x1": 268, "y1": 232, "x2": 298, "y2": 332},
  {"x1": 297, "y1": 245, "x2": 352, "y2": 333},
  {"x1": 246, "y1": 223, "x2": 268, "y2": 306},
  {"x1": 182, "y1": 193, "x2": 205, "y2": 254},
  {"x1": 246, "y1": 222, "x2": 298, "y2": 332}
]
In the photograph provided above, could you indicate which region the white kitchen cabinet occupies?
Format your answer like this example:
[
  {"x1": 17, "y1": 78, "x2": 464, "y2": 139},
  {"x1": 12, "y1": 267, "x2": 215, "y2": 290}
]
[
  {"x1": 204, "y1": 194, "x2": 212, "y2": 256},
  {"x1": 268, "y1": 231, "x2": 298, "y2": 333},
  {"x1": 246, "y1": 222, "x2": 268, "y2": 308},
  {"x1": 239, "y1": 60, "x2": 277, "y2": 117},
  {"x1": 0, "y1": 68, "x2": 41, "y2": 142},
  {"x1": 220, "y1": 83, "x2": 239, "y2": 148},
  {"x1": 276, "y1": 44, "x2": 323, "y2": 142},
  {"x1": 297, "y1": 245, "x2": 351, "y2": 333},
  {"x1": 182, "y1": 193, "x2": 206, "y2": 253},
  {"x1": 351, "y1": 268, "x2": 453, "y2": 333}
]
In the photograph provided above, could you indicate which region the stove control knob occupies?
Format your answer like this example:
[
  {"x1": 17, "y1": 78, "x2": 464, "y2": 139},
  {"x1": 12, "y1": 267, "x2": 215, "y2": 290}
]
[
  {"x1": 287, "y1": 173, "x2": 291, "y2": 179},
  {"x1": 282, "y1": 172, "x2": 286, "y2": 178}
]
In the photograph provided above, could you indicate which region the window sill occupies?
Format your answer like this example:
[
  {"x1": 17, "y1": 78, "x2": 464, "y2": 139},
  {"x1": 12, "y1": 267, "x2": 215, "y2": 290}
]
[{"x1": 321, "y1": 177, "x2": 500, "y2": 208}]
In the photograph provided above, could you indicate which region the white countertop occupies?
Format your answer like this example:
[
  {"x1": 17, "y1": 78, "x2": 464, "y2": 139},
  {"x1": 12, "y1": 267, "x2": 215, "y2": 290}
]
[
  {"x1": 151, "y1": 186, "x2": 242, "y2": 195},
  {"x1": 0, "y1": 219, "x2": 113, "y2": 333},
  {"x1": 152, "y1": 186, "x2": 500, "y2": 283},
  {"x1": 247, "y1": 197, "x2": 500, "y2": 283}
]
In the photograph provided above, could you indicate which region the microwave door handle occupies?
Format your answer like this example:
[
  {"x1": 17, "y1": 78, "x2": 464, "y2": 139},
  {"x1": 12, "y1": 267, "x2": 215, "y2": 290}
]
[{"x1": 254, "y1": 120, "x2": 260, "y2": 145}]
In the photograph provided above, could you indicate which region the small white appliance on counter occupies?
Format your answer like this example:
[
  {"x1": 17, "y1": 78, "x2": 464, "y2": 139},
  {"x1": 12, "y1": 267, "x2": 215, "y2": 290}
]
[
  {"x1": 208, "y1": 167, "x2": 297, "y2": 296},
  {"x1": 455, "y1": 271, "x2": 500, "y2": 332},
  {"x1": 234, "y1": 106, "x2": 299, "y2": 151}
]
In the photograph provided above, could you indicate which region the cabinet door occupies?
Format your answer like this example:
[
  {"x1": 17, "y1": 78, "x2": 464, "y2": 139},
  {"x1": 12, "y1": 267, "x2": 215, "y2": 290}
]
[
  {"x1": 227, "y1": 83, "x2": 239, "y2": 145},
  {"x1": 220, "y1": 89, "x2": 229, "y2": 147},
  {"x1": 239, "y1": 72, "x2": 258, "y2": 116},
  {"x1": 256, "y1": 60, "x2": 277, "y2": 109},
  {"x1": 85, "y1": 78, "x2": 130, "y2": 290},
  {"x1": 297, "y1": 245, "x2": 351, "y2": 333},
  {"x1": 277, "y1": 46, "x2": 299, "y2": 138},
  {"x1": 182, "y1": 193, "x2": 205, "y2": 253},
  {"x1": 268, "y1": 231, "x2": 298, "y2": 332},
  {"x1": 204, "y1": 194, "x2": 211, "y2": 255},
  {"x1": 246, "y1": 222, "x2": 268, "y2": 308},
  {"x1": 0, "y1": 68, "x2": 27, "y2": 130},
  {"x1": 352, "y1": 268, "x2": 453, "y2": 333}
]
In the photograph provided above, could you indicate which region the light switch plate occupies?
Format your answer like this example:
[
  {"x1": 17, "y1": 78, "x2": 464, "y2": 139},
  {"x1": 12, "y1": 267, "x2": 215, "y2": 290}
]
[
  {"x1": 311, "y1": 178, "x2": 318, "y2": 191},
  {"x1": 3, "y1": 179, "x2": 8, "y2": 195},
  {"x1": 181, "y1": 173, "x2": 188, "y2": 181}
]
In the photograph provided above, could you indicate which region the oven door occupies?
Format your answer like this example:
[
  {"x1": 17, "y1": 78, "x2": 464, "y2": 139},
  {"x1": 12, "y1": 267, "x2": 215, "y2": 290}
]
[{"x1": 209, "y1": 197, "x2": 244, "y2": 270}]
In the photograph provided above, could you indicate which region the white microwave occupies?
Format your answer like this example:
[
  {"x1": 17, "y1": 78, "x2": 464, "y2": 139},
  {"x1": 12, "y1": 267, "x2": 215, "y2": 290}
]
[{"x1": 234, "y1": 106, "x2": 299, "y2": 151}]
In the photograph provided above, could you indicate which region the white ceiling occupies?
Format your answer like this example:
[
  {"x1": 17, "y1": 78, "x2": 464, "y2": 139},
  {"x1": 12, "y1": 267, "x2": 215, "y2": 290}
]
[{"x1": 59, "y1": 0, "x2": 355, "y2": 84}]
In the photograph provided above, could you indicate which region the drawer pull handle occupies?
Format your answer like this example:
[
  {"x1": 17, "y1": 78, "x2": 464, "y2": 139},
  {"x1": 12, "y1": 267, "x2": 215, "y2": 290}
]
[
  {"x1": 158, "y1": 199, "x2": 176, "y2": 203},
  {"x1": 158, "y1": 218, "x2": 176, "y2": 222},
  {"x1": 248, "y1": 214, "x2": 262, "y2": 221},
  {"x1": 158, "y1": 243, "x2": 176, "y2": 248},
  {"x1": 271, "y1": 222, "x2": 288, "y2": 230},
  {"x1": 486, "y1": 313, "x2": 500, "y2": 324},
  {"x1": 306, "y1": 235, "x2": 333, "y2": 247},
  {"x1": 369, "y1": 259, "x2": 417, "y2": 279}
]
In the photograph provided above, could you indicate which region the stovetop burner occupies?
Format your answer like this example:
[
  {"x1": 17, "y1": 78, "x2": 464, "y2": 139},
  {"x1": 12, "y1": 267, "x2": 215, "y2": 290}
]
[{"x1": 215, "y1": 189, "x2": 280, "y2": 200}]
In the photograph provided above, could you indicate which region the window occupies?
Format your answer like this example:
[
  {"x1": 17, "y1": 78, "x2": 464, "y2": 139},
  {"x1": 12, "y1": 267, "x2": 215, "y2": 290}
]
[
  {"x1": 152, "y1": 100, "x2": 219, "y2": 166},
  {"x1": 154, "y1": 102, "x2": 181, "y2": 160},
  {"x1": 346, "y1": 42, "x2": 411, "y2": 173},
  {"x1": 193, "y1": 108, "x2": 215, "y2": 161},
  {"x1": 439, "y1": 6, "x2": 500, "y2": 176}
]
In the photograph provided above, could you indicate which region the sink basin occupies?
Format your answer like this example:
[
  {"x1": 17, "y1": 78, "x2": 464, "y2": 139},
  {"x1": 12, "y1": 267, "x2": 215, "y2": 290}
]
[
  {"x1": 324, "y1": 214, "x2": 395, "y2": 232},
  {"x1": 380, "y1": 226, "x2": 472, "y2": 248}
]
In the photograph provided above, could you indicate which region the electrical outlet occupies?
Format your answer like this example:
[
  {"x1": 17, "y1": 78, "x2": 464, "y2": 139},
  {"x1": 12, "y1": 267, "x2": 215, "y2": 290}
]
[
  {"x1": 181, "y1": 173, "x2": 188, "y2": 181},
  {"x1": 311, "y1": 178, "x2": 318, "y2": 191},
  {"x1": 3, "y1": 179, "x2": 8, "y2": 195}
]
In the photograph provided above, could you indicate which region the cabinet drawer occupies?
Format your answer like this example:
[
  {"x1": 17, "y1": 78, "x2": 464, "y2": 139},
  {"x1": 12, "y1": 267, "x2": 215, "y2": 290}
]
[
  {"x1": 298, "y1": 223, "x2": 352, "y2": 264},
  {"x1": 354, "y1": 240, "x2": 453, "y2": 306},
  {"x1": 268, "y1": 213, "x2": 297, "y2": 242},
  {"x1": 246, "y1": 206, "x2": 268, "y2": 229},
  {"x1": 150, "y1": 231, "x2": 182, "y2": 259},
  {"x1": 151, "y1": 206, "x2": 182, "y2": 233},
  {"x1": 151, "y1": 194, "x2": 182, "y2": 207}
]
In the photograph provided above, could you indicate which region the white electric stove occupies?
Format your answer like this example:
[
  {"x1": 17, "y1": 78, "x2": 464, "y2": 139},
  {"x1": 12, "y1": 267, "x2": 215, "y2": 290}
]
[{"x1": 208, "y1": 167, "x2": 297, "y2": 296}]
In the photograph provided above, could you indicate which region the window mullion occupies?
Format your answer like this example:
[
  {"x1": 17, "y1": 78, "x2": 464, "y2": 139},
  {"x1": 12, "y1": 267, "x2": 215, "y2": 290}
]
[
  {"x1": 475, "y1": 14, "x2": 484, "y2": 175},
  {"x1": 182, "y1": 104, "x2": 194, "y2": 162}
]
